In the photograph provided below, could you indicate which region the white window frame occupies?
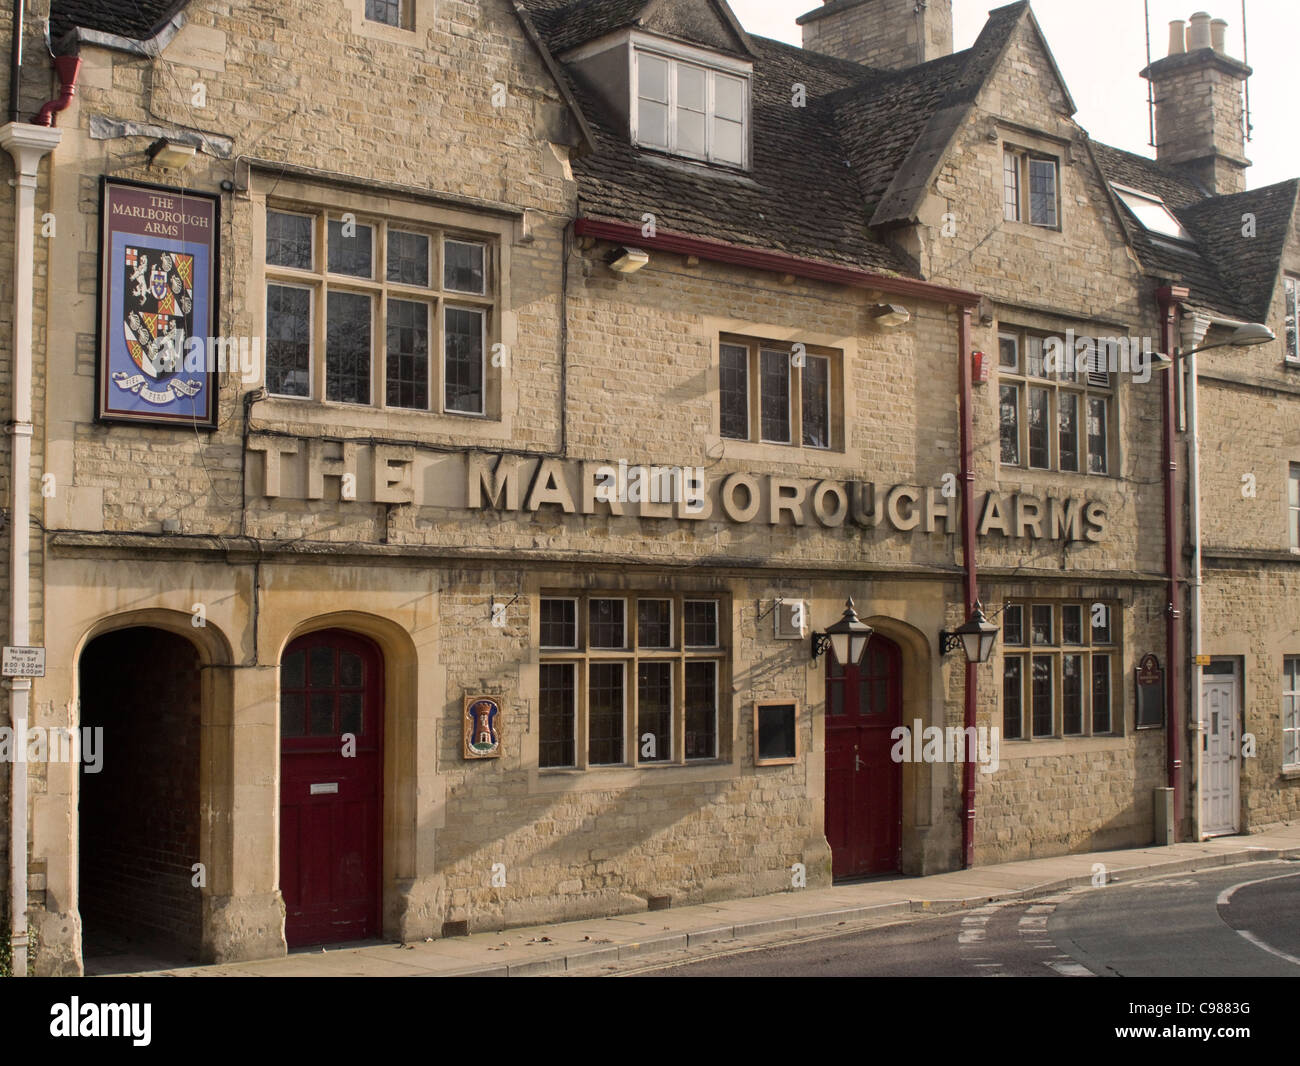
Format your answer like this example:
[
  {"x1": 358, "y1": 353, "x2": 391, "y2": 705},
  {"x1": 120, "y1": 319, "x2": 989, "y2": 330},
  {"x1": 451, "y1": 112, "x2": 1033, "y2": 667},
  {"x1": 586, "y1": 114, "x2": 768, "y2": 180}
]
[
  {"x1": 1290, "y1": 463, "x2": 1300, "y2": 550},
  {"x1": 540, "y1": 596, "x2": 580, "y2": 650},
  {"x1": 629, "y1": 35, "x2": 751, "y2": 169},
  {"x1": 1284, "y1": 656, "x2": 1300, "y2": 770},
  {"x1": 1285, "y1": 277, "x2": 1299, "y2": 365},
  {"x1": 1110, "y1": 182, "x2": 1193, "y2": 243}
]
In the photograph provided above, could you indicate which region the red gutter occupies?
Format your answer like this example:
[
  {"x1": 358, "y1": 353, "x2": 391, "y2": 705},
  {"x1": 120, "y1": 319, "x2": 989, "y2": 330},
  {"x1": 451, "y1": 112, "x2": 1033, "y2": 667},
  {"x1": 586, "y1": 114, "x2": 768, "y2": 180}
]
[
  {"x1": 575, "y1": 218, "x2": 983, "y2": 307},
  {"x1": 32, "y1": 54, "x2": 80, "y2": 127},
  {"x1": 1157, "y1": 284, "x2": 1188, "y2": 840},
  {"x1": 957, "y1": 307, "x2": 979, "y2": 868}
]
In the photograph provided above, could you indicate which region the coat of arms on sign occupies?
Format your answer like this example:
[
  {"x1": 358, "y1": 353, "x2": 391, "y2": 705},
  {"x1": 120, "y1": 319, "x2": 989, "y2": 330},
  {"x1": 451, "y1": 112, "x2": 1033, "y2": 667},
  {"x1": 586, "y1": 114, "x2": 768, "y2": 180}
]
[{"x1": 463, "y1": 695, "x2": 503, "y2": 759}]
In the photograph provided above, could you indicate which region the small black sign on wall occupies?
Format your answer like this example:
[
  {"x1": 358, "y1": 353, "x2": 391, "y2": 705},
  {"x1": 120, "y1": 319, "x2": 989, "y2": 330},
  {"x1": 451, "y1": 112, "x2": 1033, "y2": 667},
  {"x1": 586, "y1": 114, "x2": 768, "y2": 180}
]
[
  {"x1": 754, "y1": 700, "x2": 799, "y2": 765},
  {"x1": 1136, "y1": 653, "x2": 1165, "y2": 728}
]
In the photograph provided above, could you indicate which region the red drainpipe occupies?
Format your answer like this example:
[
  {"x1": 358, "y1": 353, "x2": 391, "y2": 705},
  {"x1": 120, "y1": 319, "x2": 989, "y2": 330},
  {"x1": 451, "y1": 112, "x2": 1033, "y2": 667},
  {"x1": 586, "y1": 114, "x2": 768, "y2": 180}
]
[
  {"x1": 32, "y1": 54, "x2": 80, "y2": 127},
  {"x1": 958, "y1": 307, "x2": 979, "y2": 868},
  {"x1": 1157, "y1": 284, "x2": 1188, "y2": 839}
]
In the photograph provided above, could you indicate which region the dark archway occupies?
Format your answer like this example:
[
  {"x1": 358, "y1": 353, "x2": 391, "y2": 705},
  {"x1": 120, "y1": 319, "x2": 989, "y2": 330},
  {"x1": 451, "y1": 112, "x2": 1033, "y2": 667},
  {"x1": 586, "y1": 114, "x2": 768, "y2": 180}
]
[{"x1": 78, "y1": 627, "x2": 202, "y2": 965}]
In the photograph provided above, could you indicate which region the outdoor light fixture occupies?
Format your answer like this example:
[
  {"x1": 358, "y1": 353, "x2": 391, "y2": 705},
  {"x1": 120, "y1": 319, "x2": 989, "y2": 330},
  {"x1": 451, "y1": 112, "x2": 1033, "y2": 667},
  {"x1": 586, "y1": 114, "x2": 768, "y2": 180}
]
[
  {"x1": 1149, "y1": 322, "x2": 1275, "y2": 369},
  {"x1": 811, "y1": 598, "x2": 873, "y2": 666},
  {"x1": 148, "y1": 139, "x2": 197, "y2": 170},
  {"x1": 939, "y1": 604, "x2": 999, "y2": 664},
  {"x1": 607, "y1": 246, "x2": 649, "y2": 274},
  {"x1": 872, "y1": 303, "x2": 911, "y2": 328}
]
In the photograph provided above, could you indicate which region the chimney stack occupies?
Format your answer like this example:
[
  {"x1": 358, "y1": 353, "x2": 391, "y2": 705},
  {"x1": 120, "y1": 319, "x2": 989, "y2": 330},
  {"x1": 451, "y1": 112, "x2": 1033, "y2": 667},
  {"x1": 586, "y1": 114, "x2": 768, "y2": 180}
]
[
  {"x1": 1141, "y1": 11, "x2": 1251, "y2": 195},
  {"x1": 797, "y1": 0, "x2": 953, "y2": 72}
]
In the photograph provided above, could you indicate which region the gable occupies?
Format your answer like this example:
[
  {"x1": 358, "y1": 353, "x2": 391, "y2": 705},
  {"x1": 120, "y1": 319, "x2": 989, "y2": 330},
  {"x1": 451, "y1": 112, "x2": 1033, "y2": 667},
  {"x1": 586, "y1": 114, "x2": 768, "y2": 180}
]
[{"x1": 640, "y1": 0, "x2": 752, "y2": 58}]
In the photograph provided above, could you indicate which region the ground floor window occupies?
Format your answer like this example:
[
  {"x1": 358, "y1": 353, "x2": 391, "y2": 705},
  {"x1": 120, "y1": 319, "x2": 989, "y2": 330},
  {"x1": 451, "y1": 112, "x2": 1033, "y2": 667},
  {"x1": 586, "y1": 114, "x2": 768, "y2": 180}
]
[
  {"x1": 1284, "y1": 656, "x2": 1300, "y2": 769},
  {"x1": 1001, "y1": 599, "x2": 1116, "y2": 739},
  {"x1": 538, "y1": 593, "x2": 725, "y2": 768}
]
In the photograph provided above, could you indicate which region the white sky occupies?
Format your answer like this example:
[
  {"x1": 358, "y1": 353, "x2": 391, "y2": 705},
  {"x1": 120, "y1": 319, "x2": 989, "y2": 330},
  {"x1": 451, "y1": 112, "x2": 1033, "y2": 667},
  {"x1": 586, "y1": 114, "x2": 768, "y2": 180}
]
[{"x1": 729, "y1": 0, "x2": 1299, "y2": 189}]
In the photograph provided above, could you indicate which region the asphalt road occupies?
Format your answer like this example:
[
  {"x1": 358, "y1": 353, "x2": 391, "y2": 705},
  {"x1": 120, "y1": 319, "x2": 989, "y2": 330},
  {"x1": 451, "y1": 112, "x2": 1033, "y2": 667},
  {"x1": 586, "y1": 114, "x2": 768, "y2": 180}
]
[{"x1": 596, "y1": 861, "x2": 1300, "y2": 977}]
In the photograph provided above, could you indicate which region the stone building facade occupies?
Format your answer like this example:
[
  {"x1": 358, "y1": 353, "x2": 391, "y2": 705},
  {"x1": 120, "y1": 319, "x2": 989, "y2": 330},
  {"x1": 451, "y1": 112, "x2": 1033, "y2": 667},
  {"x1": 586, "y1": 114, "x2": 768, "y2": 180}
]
[{"x1": 0, "y1": 0, "x2": 1294, "y2": 975}]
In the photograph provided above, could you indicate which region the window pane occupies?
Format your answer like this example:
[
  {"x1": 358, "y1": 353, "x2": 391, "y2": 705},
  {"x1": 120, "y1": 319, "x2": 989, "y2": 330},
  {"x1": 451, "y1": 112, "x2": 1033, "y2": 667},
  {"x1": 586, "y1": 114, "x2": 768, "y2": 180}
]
[
  {"x1": 1090, "y1": 603, "x2": 1112, "y2": 644},
  {"x1": 639, "y1": 54, "x2": 668, "y2": 101},
  {"x1": 1031, "y1": 604, "x2": 1052, "y2": 645},
  {"x1": 326, "y1": 290, "x2": 372, "y2": 404},
  {"x1": 677, "y1": 64, "x2": 706, "y2": 111},
  {"x1": 339, "y1": 651, "x2": 362, "y2": 687},
  {"x1": 1286, "y1": 278, "x2": 1298, "y2": 361},
  {"x1": 266, "y1": 211, "x2": 313, "y2": 269},
  {"x1": 1087, "y1": 397, "x2": 1108, "y2": 474},
  {"x1": 1028, "y1": 387, "x2": 1050, "y2": 468},
  {"x1": 386, "y1": 298, "x2": 429, "y2": 409},
  {"x1": 1029, "y1": 159, "x2": 1057, "y2": 226},
  {"x1": 387, "y1": 229, "x2": 429, "y2": 286},
  {"x1": 1091, "y1": 656, "x2": 1111, "y2": 734},
  {"x1": 1063, "y1": 654, "x2": 1083, "y2": 734},
  {"x1": 684, "y1": 600, "x2": 718, "y2": 648},
  {"x1": 1003, "y1": 151, "x2": 1020, "y2": 221},
  {"x1": 1003, "y1": 656, "x2": 1022, "y2": 739},
  {"x1": 998, "y1": 334, "x2": 1018, "y2": 370},
  {"x1": 801, "y1": 355, "x2": 830, "y2": 448},
  {"x1": 720, "y1": 343, "x2": 749, "y2": 439},
  {"x1": 327, "y1": 218, "x2": 373, "y2": 278},
  {"x1": 588, "y1": 598, "x2": 625, "y2": 649},
  {"x1": 339, "y1": 691, "x2": 362, "y2": 737},
  {"x1": 678, "y1": 109, "x2": 706, "y2": 156},
  {"x1": 760, "y1": 349, "x2": 790, "y2": 442},
  {"x1": 443, "y1": 240, "x2": 485, "y2": 295},
  {"x1": 540, "y1": 598, "x2": 576, "y2": 648},
  {"x1": 365, "y1": 0, "x2": 402, "y2": 26},
  {"x1": 1003, "y1": 604, "x2": 1023, "y2": 645},
  {"x1": 444, "y1": 306, "x2": 484, "y2": 414},
  {"x1": 999, "y1": 384, "x2": 1020, "y2": 464},
  {"x1": 637, "y1": 599, "x2": 672, "y2": 649},
  {"x1": 588, "y1": 662, "x2": 625, "y2": 765},
  {"x1": 1062, "y1": 604, "x2": 1083, "y2": 644},
  {"x1": 265, "y1": 284, "x2": 311, "y2": 397},
  {"x1": 639, "y1": 99, "x2": 669, "y2": 147},
  {"x1": 1027, "y1": 336, "x2": 1046, "y2": 377},
  {"x1": 637, "y1": 662, "x2": 672, "y2": 763},
  {"x1": 309, "y1": 645, "x2": 333, "y2": 685},
  {"x1": 1292, "y1": 466, "x2": 1300, "y2": 548},
  {"x1": 539, "y1": 662, "x2": 575, "y2": 767},
  {"x1": 282, "y1": 649, "x2": 305, "y2": 687},
  {"x1": 281, "y1": 692, "x2": 305, "y2": 737},
  {"x1": 714, "y1": 73, "x2": 744, "y2": 122},
  {"x1": 712, "y1": 117, "x2": 744, "y2": 165},
  {"x1": 1031, "y1": 655, "x2": 1053, "y2": 736},
  {"x1": 309, "y1": 691, "x2": 333, "y2": 736},
  {"x1": 1058, "y1": 391, "x2": 1079, "y2": 472},
  {"x1": 684, "y1": 661, "x2": 717, "y2": 759}
]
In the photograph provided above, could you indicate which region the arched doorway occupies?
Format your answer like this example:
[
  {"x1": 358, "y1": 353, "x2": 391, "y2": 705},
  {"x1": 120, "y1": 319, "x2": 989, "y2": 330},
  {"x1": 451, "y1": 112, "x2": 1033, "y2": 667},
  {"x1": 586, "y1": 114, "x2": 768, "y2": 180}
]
[
  {"x1": 279, "y1": 628, "x2": 384, "y2": 947},
  {"x1": 78, "y1": 627, "x2": 203, "y2": 965},
  {"x1": 824, "y1": 634, "x2": 903, "y2": 878}
]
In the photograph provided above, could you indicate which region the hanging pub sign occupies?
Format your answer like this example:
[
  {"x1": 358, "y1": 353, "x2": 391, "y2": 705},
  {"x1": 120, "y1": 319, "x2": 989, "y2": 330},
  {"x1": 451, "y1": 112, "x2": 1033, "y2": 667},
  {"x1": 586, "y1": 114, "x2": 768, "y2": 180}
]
[
  {"x1": 463, "y1": 695, "x2": 503, "y2": 759},
  {"x1": 1136, "y1": 653, "x2": 1165, "y2": 728},
  {"x1": 97, "y1": 178, "x2": 220, "y2": 429}
]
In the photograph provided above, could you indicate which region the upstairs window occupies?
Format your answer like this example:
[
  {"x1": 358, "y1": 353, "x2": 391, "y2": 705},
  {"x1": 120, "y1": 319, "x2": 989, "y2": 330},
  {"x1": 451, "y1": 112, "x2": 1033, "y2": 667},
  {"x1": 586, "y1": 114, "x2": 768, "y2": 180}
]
[
  {"x1": 365, "y1": 0, "x2": 410, "y2": 27},
  {"x1": 1290, "y1": 464, "x2": 1300, "y2": 550},
  {"x1": 1285, "y1": 277, "x2": 1298, "y2": 364},
  {"x1": 719, "y1": 336, "x2": 841, "y2": 450},
  {"x1": 633, "y1": 48, "x2": 748, "y2": 168},
  {"x1": 1003, "y1": 148, "x2": 1058, "y2": 227}
]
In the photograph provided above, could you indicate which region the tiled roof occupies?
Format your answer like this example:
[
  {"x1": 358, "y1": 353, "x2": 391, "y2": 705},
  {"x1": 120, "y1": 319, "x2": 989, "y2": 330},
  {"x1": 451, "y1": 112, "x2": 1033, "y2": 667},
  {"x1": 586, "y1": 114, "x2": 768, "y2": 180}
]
[
  {"x1": 1091, "y1": 142, "x2": 1297, "y2": 321},
  {"x1": 50, "y1": 0, "x2": 186, "y2": 42},
  {"x1": 524, "y1": 0, "x2": 651, "y2": 56}
]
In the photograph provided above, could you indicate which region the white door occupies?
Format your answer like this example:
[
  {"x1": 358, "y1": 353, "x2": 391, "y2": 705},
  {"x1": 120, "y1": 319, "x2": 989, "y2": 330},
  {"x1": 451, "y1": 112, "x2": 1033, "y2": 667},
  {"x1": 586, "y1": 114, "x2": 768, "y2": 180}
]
[{"x1": 1200, "y1": 660, "x2": 1240, "y2": 837}]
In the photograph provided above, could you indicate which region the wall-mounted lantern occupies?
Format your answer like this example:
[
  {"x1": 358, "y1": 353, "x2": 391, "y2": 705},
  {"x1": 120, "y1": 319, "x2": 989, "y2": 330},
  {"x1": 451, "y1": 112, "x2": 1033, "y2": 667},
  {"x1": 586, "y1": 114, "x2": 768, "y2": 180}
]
[
  {"x1": 811, "y1": 598, "x2": 873, "y2": 667},
  {"x1": 939, "y1": 604, "x2": 999, "y2": 664}
]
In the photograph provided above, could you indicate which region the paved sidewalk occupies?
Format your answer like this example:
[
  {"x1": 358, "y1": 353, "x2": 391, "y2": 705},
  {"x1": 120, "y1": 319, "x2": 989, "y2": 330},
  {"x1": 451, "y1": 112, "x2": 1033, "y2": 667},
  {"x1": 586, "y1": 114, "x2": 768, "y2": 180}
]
[{"x1": 118, "y1": 825, "x2": 1300, "y2": 977}]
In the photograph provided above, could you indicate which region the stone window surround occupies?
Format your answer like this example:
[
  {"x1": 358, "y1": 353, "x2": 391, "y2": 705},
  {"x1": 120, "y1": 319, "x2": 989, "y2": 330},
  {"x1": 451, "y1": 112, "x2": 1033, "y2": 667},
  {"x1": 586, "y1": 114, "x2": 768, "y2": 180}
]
[
  {"x1": 996, "y1": 324, "x2": 1116, "y2": 478},
  {"x1": 536, "y1": 590, "x2": 732, "y2": 773},
  {"x1": 347, "y1": 0, "x2": 430, "y2": 41},
  {"x1": 996, "y1": 121, "x2": 1070, "y2": 232},
  {"x1": 251, "y1": 176, "x2": 514, "y2": 441},
  {"x1": 702, "y1": 316, "x2": 859, "y2": 470},
  {"x1": 999, "y1": 597, "x2": 1122, "y2": 743},
  {"x1": 1283, "y1": 275, "x2": 1299, "y2": 366}
]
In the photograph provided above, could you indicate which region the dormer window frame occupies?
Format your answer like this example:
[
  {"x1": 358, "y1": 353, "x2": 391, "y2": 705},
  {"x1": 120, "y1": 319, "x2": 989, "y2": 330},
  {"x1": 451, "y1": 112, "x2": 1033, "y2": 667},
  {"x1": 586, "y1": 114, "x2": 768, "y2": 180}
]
[
  {"x1": 1110, "y1": 182, "x2": 1194, "y2": 245},
  {"x1": 628, "y1": 32, "x2": 752, "y2": 171}
]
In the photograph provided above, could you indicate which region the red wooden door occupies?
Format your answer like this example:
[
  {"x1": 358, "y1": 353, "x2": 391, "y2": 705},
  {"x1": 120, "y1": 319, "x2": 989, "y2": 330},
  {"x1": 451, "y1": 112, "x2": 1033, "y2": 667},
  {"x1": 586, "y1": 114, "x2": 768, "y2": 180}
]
[
  {"x1": 824, "y1": 636, "x2": 902, "y2": 878},
  {"x1": 279, "y1": 630, "x2": 383, "y2": 947}
]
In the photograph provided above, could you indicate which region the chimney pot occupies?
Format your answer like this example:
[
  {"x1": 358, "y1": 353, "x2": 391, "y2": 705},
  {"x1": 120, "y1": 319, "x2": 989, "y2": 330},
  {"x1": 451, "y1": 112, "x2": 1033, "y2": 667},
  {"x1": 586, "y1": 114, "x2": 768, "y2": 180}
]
[
  {"x1": 1210, "y1": 18, "x2": 1228, "y2": 52},
  {"x1": 1187, "y1": 12, "x2": 1213, "y2": 51},
  {"x1": 1167, "y1": 19, "x2": 1186, "y2": 55}
]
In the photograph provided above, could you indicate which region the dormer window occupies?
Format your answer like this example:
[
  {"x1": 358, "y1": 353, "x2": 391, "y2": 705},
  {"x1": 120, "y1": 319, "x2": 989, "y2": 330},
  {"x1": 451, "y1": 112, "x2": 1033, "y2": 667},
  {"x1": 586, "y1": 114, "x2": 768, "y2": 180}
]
[
  {"x1": 632, "y1": 45, "x2": 749, "y2": 168},
  {"x1": 1110, "y1": 183, "x2": 1193, "y2": 244}
]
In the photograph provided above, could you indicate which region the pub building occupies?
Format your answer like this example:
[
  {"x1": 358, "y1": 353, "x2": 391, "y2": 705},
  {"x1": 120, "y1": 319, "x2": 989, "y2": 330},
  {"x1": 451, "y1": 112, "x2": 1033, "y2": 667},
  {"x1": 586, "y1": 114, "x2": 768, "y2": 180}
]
[{"x1": 0, "y1": 0, "x2": 1296, "y2": 974}]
